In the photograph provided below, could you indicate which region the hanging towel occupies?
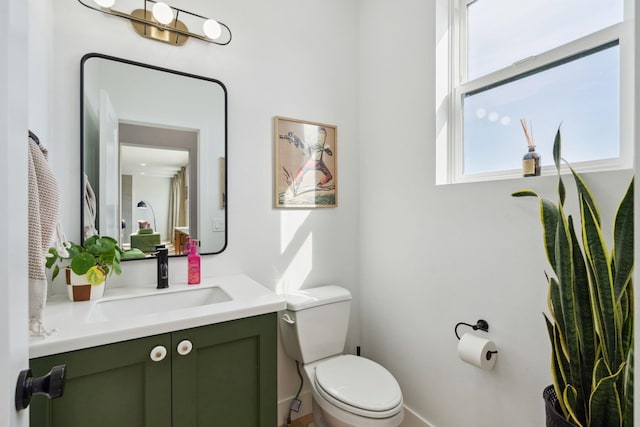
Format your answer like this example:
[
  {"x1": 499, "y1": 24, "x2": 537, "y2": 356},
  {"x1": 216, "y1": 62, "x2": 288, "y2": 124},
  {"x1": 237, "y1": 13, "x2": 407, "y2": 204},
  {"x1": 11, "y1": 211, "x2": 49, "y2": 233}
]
[
  {"x1": 83, "y1": 173, "x2": 98, "y2": 238},
  {"x1": 28, "y1": 135, "x2": 63, "y2": 337}
]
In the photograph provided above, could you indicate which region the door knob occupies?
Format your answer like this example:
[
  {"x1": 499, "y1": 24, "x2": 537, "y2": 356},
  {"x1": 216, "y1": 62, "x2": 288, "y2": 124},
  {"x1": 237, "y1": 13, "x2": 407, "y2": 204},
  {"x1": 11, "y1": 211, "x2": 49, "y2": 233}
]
[{"x1": 15, "y1": 365, "x2": 66, "y2": 410}]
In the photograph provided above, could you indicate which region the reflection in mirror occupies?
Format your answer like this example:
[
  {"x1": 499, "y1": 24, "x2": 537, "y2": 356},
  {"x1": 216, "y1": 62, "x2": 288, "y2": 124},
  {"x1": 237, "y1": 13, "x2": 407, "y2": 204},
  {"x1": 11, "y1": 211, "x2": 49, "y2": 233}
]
[{"x1": 81, "y1": 53, "x2": 227, "y2": 258}]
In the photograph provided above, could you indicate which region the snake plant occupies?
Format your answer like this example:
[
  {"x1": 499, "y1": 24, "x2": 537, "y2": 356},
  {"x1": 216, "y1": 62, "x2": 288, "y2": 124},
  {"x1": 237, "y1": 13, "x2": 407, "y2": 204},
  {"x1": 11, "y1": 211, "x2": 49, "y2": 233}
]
[{"x1": 512, "y1": 129, "x2": 634, "y2": 427}]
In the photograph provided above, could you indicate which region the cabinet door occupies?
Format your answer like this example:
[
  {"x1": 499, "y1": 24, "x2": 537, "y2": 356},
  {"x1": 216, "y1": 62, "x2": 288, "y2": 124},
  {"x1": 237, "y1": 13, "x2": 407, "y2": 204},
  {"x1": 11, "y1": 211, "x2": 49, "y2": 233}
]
[
  {"x1": 172, "y1": 313, "x2": 277, "y2": 427},
  {"x1": 30, "y1": 334, "x2": 172, "y2": 427}
]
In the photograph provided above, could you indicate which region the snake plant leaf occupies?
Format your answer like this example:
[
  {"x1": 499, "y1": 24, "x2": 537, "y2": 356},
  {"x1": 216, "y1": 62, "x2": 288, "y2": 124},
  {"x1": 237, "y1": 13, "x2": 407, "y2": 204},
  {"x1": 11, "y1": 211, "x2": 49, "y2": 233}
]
[
  {"x1": 563, "y1": 385, "x2": 583, "y2": 427},
  {"x1": 570, "y1": 165, "x2": 602, "y2": 227},
  {"x1": 620, "y1": 287, "x2": 633, "y2": 362},
  {"x1": 512, "y1": 191, "x2": 560, "y2": 271},
  {"x1": 568, "y1": 214, "x2": 596, "y2": 418},
  {"x1": 548, "y1": 275, "x2": 563, "y2": 338},
  {"x1": 546, "y1": 314, "x2": 569, "y2": 418},
  {"x1": 589, "y1": 360, "x2": 625, "y2": 427},
  {"x1": 511, "y1": 189, "x2": 538, "y2": 197},
  {"x1": 612, "y1": 178, "x2": 634, "y2": 303},
  {"x1": 555, "y1": 204, "x2": 588, "y2": 408},
  {"x1": 581, "y1": 196, "x2": 617, "y2": 368},
  {"x1": 542, "y1": 199, "x2": 560, "y2": 270},
  {"x1": 623, "y1": 345, "x2": 633, "y2": 427},
  {"x1": 548, "y1": 275, "x2": 569, "y2": 360},
  {"x1": 552, "y1": 129, "x2": 566, "y2": 206}
]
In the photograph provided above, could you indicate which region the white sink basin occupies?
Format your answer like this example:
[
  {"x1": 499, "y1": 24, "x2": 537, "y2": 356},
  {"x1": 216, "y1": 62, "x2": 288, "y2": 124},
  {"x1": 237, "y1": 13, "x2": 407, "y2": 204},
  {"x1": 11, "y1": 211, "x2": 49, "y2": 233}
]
[{"x1": 87, "y1": 286, "x2": 232, "y2": 323}]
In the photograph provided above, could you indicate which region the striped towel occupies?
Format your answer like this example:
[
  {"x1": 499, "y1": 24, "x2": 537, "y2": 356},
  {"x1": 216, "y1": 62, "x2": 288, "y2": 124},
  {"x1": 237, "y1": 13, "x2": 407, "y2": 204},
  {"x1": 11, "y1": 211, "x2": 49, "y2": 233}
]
[{"x1": 28, "y1": 136, "x2": 63, "y2": 337}]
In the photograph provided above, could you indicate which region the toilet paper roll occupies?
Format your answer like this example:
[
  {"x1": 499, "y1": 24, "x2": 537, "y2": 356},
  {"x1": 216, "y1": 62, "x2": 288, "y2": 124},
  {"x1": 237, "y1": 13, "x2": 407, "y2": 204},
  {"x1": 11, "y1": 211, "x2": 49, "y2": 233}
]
[{"x1": 457, "y1": 333, "x2": 497, "y2": 370}]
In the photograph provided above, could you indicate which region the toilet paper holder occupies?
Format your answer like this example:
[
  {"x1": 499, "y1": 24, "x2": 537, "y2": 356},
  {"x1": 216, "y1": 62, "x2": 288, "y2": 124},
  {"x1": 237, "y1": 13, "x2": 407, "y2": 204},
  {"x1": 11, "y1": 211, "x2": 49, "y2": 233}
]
[
  {"x1": 454, "y1": 319, "x2": 498, "y2": 360},
  {"x1": 454, "y1": 319, "x2": 489, "y2": 339}
]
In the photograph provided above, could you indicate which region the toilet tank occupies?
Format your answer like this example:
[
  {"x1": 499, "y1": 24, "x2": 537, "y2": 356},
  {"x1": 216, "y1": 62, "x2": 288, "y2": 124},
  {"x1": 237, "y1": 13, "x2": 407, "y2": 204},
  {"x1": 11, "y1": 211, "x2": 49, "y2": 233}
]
[{"x1": 280, "y1": 286, "x2": 352, "y2": 363}]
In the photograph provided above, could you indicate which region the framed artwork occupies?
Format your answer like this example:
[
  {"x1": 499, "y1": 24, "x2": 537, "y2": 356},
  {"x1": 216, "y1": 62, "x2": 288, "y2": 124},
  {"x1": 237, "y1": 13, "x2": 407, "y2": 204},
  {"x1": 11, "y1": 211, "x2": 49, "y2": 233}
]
[{"x1": 274, "y1": 116, "x2": 338, "y2": 208}]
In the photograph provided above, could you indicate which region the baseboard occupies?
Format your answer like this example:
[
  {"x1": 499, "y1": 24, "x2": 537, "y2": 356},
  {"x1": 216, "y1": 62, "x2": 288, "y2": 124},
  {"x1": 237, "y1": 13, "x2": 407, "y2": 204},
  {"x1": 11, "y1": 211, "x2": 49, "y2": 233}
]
[
  {"x1": 278, "y1": 393, "x2": 435, "y2": 427},
  {"x1": 401, "y1": 404, "x2": 436, "y2": 427},
  {"x1": 278, "y1": 390, "x2": 314, "y2": 426}
]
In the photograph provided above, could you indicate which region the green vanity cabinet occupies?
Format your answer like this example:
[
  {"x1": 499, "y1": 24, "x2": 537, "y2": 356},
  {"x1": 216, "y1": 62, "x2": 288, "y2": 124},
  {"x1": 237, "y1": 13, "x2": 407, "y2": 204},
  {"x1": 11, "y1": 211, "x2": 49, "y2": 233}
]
[{"x1": 30, "y1": 313, "x2": 277, "y2": 427}]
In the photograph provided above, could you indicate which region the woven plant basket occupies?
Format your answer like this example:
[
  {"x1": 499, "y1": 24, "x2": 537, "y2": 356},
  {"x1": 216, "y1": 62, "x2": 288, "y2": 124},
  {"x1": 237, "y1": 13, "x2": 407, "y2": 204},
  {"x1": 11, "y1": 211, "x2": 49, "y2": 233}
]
[{"x1": 543, "y1": 385, "x2": 575, "y2": 427}]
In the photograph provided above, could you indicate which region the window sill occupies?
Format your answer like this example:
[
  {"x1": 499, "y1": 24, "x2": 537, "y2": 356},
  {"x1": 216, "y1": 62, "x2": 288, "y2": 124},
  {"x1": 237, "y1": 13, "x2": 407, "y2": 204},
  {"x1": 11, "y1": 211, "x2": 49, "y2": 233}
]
[{"x1": 439, "y1": 157, "x2": 632, "y2": 185}]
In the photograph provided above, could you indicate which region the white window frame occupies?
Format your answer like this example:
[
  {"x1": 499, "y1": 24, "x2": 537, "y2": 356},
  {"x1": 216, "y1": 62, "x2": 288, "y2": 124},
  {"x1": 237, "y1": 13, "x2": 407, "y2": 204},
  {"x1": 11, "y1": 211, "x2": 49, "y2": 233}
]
[{"x1": 435, "y1": 0, "x2": 635, "y2": 184}]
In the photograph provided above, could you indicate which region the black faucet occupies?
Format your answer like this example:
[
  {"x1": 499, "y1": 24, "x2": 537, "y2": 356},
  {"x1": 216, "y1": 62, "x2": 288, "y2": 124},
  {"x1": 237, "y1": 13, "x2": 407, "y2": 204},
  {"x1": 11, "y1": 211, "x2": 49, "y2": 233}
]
[{"x1": 154, "y1": 245, "x2": 169, "y2": 289}]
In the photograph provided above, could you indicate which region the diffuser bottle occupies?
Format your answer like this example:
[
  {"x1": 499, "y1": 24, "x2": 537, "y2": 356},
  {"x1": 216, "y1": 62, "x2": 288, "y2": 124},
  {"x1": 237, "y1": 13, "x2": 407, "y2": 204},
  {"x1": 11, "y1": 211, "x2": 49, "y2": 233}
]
[
  {"x1": 519, "y1": 119, "x2": 540, "y2": 177},
  {"x1": 187, "y1": 240, "x2": 201, "y2": 285},
  {"x1": 522, "y1": 145, "x2": 541, "y2": 177}
]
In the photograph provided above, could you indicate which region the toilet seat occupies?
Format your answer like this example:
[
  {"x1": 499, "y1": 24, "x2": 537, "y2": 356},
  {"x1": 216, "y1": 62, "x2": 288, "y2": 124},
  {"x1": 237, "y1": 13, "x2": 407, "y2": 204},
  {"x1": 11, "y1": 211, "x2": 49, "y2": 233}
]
[{"x1": 314, "y1": 355, "x2": 403, "y2": 419}]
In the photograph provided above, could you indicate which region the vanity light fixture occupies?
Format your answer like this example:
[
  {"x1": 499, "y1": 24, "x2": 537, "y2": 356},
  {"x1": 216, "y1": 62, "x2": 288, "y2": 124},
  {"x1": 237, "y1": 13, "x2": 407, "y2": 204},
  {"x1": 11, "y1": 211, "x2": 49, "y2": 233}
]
[{"x1": 77, "y1": 0, "x2": 232, "y2": 46}]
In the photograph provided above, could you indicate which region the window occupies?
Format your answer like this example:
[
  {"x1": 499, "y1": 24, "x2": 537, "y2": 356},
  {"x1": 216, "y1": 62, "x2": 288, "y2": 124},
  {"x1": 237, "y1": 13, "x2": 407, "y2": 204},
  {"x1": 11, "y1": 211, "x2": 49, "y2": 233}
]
[{"x1": 436, "y1": 0, "x2": 634, "y2": 184}]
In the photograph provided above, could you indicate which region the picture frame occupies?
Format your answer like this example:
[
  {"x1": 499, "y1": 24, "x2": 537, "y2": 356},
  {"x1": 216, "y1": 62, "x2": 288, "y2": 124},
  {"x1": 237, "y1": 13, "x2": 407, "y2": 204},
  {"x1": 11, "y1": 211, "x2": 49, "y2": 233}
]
[{"x1": 274, "y1": 116, "x2": 338, "y2": 208}]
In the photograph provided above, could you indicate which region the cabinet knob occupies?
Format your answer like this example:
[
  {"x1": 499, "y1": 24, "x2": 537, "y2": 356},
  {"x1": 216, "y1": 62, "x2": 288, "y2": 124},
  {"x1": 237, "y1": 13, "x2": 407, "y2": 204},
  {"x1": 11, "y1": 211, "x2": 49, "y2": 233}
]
[
  {"x1": 150, "y1": 345, "x2": 168, "y2": 362},
  {"x1": 15, "y1": 365, "x2": 66, "y2": 410},
  {"x1": 177, "y1": 340, "x2": 193, "y2": 356}
]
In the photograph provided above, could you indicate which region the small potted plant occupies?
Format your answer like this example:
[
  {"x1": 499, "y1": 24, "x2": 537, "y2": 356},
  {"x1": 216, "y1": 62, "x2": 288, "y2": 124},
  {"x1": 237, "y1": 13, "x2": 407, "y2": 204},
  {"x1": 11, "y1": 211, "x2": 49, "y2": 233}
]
[{"x1": 46, "y1": 235, "x2": 123, "y2": 301}]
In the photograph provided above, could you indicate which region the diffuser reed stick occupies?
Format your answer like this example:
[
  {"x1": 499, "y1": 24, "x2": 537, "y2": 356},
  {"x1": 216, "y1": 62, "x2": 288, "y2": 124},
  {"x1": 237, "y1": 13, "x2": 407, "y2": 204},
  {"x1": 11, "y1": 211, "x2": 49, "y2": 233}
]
[{"x1": 520, "y1": 118, "x2": 534, "y2": 148}]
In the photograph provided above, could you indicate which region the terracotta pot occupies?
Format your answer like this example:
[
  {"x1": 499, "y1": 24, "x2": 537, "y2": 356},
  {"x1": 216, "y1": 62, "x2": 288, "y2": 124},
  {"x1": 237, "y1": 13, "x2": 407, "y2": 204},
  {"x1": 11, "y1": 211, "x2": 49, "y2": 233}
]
[
  {"x1": 543, "y1": 385, "x2": 575, "y2": 427},
  {"x1": 65, "y1": 268, "x2": 105, "y2": 302}
]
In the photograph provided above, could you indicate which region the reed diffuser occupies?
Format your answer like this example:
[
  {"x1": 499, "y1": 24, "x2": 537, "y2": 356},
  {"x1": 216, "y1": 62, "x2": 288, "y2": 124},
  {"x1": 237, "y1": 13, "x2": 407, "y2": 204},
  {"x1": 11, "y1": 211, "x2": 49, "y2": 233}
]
[{"x1": 520, "y1": 118, "x2": 540, "y2": 177}]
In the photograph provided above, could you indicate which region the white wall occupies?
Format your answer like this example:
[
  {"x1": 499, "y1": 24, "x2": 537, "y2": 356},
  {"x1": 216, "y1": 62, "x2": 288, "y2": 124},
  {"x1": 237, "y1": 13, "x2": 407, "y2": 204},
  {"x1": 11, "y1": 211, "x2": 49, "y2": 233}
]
[
  {"x1": 358, "y1": 1, "x2": 637, "y2": 427},
  {"x1": 45, "y1": 0, "x2": 360, "y2": 424}
]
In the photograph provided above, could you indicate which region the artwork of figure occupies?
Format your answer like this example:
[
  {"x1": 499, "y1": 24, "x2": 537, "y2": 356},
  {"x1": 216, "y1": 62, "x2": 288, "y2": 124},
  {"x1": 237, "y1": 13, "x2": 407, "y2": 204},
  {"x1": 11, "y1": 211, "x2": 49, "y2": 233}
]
[{"x1": 275, "y1": 117, "x2": 337, "y2": 208}]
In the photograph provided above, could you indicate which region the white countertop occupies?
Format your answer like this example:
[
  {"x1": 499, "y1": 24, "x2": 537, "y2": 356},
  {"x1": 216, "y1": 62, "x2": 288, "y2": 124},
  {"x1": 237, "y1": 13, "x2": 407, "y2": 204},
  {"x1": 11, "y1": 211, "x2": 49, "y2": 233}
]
[{"x1": 30, "y1": 274, "x2": 286, "y2": 358}]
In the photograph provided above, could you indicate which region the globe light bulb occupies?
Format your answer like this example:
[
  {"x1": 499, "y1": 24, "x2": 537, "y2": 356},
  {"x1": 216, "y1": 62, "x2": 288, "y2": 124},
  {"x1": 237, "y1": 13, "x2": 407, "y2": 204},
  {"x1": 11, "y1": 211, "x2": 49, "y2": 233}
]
[
  {"x1": 152, "y1": 2, "x2": 174, "y2": 25},
  {"x1": 202, "y1": 19, "x2": 222, "y2": 40},
  {"x1": 93, "y1": 0, "x2": 115, "y2": 8}
]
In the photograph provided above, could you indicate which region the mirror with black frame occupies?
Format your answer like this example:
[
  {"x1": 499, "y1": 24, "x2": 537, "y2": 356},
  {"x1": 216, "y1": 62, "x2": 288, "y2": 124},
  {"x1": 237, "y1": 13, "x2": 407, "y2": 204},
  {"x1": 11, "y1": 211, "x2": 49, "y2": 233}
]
[{"x1": 81, "y1": 53, "x2": 227, "y2": 258}]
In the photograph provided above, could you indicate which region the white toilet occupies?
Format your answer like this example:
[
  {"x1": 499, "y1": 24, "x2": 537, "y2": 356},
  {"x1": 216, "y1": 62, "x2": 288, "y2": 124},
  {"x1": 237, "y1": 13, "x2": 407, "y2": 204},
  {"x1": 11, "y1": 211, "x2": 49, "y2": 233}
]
[{"x1": 280, "y1": 286, "x2": 404, "y2": 427}]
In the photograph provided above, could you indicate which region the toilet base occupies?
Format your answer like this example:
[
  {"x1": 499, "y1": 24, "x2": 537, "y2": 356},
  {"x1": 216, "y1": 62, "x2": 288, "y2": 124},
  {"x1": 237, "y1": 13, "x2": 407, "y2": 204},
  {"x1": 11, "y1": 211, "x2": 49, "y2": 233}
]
[
  {"x1": 311, "y1": 399, "x2": 339, "y2": 427},
  {"x1": 311, "y1": 394, "x2": 404, "y2": 427}
]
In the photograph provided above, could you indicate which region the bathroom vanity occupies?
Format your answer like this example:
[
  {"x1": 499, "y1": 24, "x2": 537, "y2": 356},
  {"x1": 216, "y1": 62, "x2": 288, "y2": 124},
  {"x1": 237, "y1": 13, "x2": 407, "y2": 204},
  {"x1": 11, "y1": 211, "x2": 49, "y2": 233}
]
[{"x1": 28, "y1": 275, "x2": 285, "y2": 427}]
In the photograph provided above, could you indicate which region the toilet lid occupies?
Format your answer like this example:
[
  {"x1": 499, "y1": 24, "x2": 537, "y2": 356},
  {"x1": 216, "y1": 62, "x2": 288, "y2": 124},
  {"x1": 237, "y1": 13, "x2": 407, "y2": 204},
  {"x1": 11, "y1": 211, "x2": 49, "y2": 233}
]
[{"x1": 315, "y1": 355, "x2": 402, "y2": 415}]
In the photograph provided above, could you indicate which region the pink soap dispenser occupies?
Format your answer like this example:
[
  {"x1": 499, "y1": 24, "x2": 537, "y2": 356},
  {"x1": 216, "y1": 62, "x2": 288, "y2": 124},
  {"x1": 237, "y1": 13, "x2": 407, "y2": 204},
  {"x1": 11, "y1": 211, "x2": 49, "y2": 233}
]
[{"x1": 187, "y1": 239, "x2": 201, "y2": 285}]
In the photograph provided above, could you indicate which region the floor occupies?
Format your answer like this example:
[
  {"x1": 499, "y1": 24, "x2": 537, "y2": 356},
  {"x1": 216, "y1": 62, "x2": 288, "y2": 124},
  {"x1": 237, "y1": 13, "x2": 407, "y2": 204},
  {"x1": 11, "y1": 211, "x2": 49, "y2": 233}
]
[{"x1": 280, "y1": 413, "x2": 314, "y2": 427}]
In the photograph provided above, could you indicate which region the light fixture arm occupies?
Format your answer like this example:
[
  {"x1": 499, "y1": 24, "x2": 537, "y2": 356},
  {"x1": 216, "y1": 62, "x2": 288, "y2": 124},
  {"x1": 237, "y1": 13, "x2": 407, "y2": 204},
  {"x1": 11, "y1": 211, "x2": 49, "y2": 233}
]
[
  {"x1": 77, "y1": 0, "x2": 232, "y2": 46},
  {"x1": 137, "y1": 200, "x2": 157, "y2": 232}
]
